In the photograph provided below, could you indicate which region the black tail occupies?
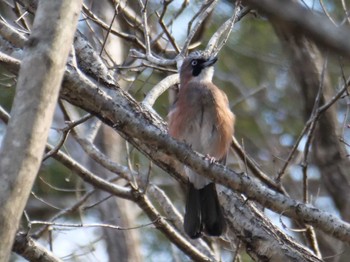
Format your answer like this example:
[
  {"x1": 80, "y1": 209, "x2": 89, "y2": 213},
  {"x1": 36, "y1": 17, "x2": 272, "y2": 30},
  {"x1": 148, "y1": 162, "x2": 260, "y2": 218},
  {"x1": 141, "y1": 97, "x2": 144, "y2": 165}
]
[
  {"x1": 184, "y1": 182, "x2": 225, "y2": 239},
  {"x1": 184, "y1": 182, "x2": 202, "y2": 238}
]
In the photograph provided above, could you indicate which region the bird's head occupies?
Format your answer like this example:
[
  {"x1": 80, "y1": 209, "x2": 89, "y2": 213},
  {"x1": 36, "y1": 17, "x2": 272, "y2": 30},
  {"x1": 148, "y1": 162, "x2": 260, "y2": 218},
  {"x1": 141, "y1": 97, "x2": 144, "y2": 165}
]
[{"x1": 180, "y1": 51, "x2": 218, "y2": 86}]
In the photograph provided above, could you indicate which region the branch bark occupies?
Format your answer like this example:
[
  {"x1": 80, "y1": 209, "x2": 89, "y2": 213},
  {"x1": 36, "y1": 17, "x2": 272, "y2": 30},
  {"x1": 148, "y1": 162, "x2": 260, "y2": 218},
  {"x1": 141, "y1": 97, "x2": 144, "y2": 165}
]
[
  {"x1": 13, "y1": 233, "x2": 63, "y2": 262},
  {"x1": 0, "y1": 0, "x2": 82, "y2": 260},
  {"x1": 221, "y1": 190, "x2": 320, "y2": 261}
]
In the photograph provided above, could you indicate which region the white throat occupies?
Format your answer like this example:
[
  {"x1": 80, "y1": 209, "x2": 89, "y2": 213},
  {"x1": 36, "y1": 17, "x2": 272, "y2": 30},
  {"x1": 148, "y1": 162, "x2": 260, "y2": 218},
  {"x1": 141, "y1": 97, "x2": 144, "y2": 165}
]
[{"x1": 191, "y1": 67, "x2": 214, "y2": 83}]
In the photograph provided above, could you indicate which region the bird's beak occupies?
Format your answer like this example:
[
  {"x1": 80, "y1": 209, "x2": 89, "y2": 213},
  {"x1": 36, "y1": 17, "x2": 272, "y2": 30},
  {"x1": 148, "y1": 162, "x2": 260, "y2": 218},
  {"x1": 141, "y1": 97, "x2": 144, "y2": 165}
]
[{"x1": 202, "y1": 56, "x2": 218, "y2": 68}]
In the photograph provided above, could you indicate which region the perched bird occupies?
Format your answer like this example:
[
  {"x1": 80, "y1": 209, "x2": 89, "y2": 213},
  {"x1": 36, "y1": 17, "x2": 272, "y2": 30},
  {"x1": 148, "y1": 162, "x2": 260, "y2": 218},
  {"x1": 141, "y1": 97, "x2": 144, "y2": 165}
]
[{"x1": 168, "y1": 51, "x2": 235, "y2": 238}]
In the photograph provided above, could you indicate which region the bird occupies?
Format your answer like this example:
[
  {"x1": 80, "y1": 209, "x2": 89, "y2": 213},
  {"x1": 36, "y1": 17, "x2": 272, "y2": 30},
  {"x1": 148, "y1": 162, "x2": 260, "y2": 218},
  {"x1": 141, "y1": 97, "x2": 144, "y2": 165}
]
[{"x1": 168, "y1": 51, "x2": 235, "y2": 239}]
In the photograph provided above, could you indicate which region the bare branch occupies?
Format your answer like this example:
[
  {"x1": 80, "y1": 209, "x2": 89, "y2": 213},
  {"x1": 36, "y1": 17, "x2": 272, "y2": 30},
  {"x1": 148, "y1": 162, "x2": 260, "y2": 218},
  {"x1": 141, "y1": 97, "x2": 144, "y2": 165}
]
[
  {"x1": 0, "y1": 17, "x2": 27, "y2": 48},
  {"x1": 13, "y1": 233, "x2": 63, "y2": 262},
  {"x1": 206, "y1": 4, "x2": 251, "y2": 55},
  {"x1": 155, "y1": 1, "x2": 181, "y2": 53},
  {"x1": 181, "y1": 0, "x2": 218, "y2": 57},
  {"x1": 81, "y1": 3, "x2": 146, "y2": 50},
  {"x1": 142, "y1": 73, "x2": 179, "y2": 108}
]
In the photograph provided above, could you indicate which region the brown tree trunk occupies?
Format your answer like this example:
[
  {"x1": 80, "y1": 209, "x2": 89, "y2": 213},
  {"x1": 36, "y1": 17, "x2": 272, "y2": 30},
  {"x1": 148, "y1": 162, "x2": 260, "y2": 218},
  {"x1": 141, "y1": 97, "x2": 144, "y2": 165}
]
[{"x1": 0, "y1": 0, "x2": 82, "y2": 260}]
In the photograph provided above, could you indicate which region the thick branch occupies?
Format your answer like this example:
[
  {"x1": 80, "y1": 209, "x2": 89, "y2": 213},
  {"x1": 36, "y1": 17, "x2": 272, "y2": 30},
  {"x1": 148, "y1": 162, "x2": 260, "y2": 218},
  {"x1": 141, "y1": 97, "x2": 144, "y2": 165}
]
[
  {"x1": 221, "y1": 190, "x2": 320, "y2": 261},
  {"x1": 13, "y1": 233, "x2": 62, "y2": 262}
]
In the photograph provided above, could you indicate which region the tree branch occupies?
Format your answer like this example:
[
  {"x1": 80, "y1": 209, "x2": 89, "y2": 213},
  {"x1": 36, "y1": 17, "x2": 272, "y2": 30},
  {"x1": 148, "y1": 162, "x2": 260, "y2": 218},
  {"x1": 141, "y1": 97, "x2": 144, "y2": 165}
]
[{"x1": 13, "y1": 233, "x2": 62, "y2": 262}]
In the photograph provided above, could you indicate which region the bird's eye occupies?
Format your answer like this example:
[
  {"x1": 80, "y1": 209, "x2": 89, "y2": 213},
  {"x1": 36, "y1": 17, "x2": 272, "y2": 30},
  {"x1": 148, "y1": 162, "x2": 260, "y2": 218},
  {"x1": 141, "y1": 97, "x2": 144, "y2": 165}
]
[{"x1": 191, "y1": 60, "x2": 198, "y2": 66}]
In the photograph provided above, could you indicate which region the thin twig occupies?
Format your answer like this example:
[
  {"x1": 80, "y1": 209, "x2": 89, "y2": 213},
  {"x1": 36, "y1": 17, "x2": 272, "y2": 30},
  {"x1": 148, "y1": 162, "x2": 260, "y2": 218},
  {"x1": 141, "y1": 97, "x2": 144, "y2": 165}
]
[
  {"x1": 38, "y1": 177, "x2": 86, "y2": 193},
  {"x1": 232, "y1": 239, "x2": 242, "y2": 262},
  {"x1": 13, "y1": 2, "x2": 30, "y2": 31},
  {"x1": 79, "y1": 13, "x2": 116, "y2": 66},
  {"x1": 151, "y1": 0, "x2": 189, "y2": 46},
  {"x1": 338, "y1": 58, "x2": 350, "y2": 137},
  {"x1": 319, "y1": 0, "x2": 337, "y2": 26},
  {"x1": 59, "y1": 101, "x2": 134, "y2": 181},
  {"x1": 181, "y1": 0, "x2": 219, "y2": 57},
  {"x1": 100, "y1": 6, "x2": 118, "y2": 57},
  {"x1": 82, "y1": 3, "x2": 146, "y2": 50},
  {"x1": 276, "y1": 59, "x2": 350, "y2": 182},
  {"x1": 30, "y1": 192, "x2": 62, "y2": 211},
  {"x1": 138, "y1": 0, "x2": 151, "y2": 55},
  {"x1": 341, "y1": 0, "x2": 350, "y2": 25},
  {"x1": 132, "y1": 0, "x2": 175, "y2": 66},
  {"x1": 156, "y1": 1, "x2": 181, "y2": 53},
  {"x1": 32, "y1": 177, "x2": 120, "y2": 239},
  {"x1": 0, "y1": 105, "x2": 10, "y2": 124},
  {"x1": 231, "y1": 136, "x2": 286, "y2": 194},
  {"x1": 129, "y1": 49, "x2": 175, "y2": 66},
  {"x1": 301, "y1": 54, "x2": 328, "y2": 202},
  {"x1": 206, "y1": 4, "x2": 250, "y2": 56},
  {"x1": 43, "y1": 114, "x2": 93, "y2": 161},
  {"x1": 299, "y1": 55, "x2": 329, "y2": 258},
  {"x1": 30, "y1": 220, "x2": 159, "y2": 231}
]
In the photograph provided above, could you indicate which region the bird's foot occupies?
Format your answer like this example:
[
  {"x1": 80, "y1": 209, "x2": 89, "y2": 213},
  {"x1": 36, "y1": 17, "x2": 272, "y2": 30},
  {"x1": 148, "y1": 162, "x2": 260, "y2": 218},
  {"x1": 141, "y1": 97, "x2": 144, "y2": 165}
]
[{"x1": 204, "y1": 154, "x2": 217, "y2": 165}]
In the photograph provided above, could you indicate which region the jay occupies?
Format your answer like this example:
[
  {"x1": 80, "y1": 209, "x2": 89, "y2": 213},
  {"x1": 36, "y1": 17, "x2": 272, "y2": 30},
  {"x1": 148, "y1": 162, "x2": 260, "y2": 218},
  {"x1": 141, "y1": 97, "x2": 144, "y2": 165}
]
[{"x1": 168, "y1": 51, "x2": 235, "y2": 238}]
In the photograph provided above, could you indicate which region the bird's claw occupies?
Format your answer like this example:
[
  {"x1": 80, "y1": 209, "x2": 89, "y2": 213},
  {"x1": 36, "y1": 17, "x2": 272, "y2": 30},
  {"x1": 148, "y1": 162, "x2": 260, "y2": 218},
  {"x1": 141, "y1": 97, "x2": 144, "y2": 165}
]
[{"x1": 204, "y1": 154, "x2": 217, "y2": 164}]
